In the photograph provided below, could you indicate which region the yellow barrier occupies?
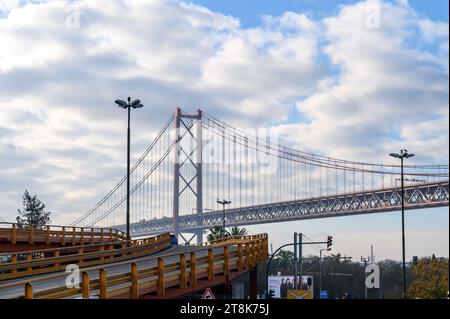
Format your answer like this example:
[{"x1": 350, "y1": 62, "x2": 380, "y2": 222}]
[
  {"x1": 0, "y1": 222, "x2": 126, "y2": 246},
  {"x1": 18, "y1": 233, "x2": 268, "y2": 299},
  {"x1": 0, "y1": 234, "x2": 171, "y2": 280}
]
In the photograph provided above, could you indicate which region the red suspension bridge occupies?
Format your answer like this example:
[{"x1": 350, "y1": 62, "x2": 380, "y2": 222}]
[{"x1": 70, "y1": 108, "x2": 449, "y2": 244}]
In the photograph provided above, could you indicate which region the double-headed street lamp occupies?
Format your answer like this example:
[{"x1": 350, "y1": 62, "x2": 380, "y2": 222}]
[
  {"x1": 389, "y1": 149, "x2": 415, "y2": 299},
  {"x1": 216, "y1": 199, "x2": 231, "y2": 237},
  {"x1": 115, "y1": 97, "x2": 144, "y2": 241}
]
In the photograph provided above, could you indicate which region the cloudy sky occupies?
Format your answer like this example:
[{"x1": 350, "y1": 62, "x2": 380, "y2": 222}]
[{"x1": 0, "y1": 0, "x2": 448, "y2": 260}]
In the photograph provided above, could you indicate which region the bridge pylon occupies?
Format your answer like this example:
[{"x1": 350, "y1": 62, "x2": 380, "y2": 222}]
[{"x1": 172, "y1": 108, "x2": 203, "y2": 244}]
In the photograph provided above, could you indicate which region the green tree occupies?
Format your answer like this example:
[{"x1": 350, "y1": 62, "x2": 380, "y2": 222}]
[
  {"x1": 16, "y1": 190, "x2": 51, "y2": 228},
  {"x1": 378, "y1": 260, "x2": 405, "y2": 299},
  {"x1": 274, "y1": 249, "x2": 294, "y2": 274},
  {"x1": 408, "y1": 257, "x2": 449, "y2": 299},
  {"x1": 206, "y1": 226, "x2": 228, "y2": 242},
  {"x1": 226, "y1": 226, "x2": 248, "y2": 237}
]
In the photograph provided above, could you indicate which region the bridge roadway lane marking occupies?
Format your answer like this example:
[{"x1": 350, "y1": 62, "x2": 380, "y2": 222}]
[{"x1": 0, "y1": 245, "x2": 235, "y2": 299}]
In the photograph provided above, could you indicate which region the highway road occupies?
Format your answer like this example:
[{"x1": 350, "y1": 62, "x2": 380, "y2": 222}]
[{"x1": 0, "y1": 244, "x2": 235, "y2": 299}]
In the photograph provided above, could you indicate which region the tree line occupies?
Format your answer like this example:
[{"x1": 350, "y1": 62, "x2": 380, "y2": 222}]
[{"x1": 265, "y1": 249, "x2": 448, "y2": 299}]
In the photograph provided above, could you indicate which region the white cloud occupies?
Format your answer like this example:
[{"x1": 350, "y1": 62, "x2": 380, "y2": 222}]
[
  {"x1": 418, "y1": 19, "x2": 449, "y2": 42},
  {"x1": 394, "y1": 0, "x2": 409, "y2": 7},
  {"x1": 0, "y1": 0, "x2": 448, "y2": 234},
  {"x1": 0, "y1": 0, "x2": 21, "y2": 13},
  {"x1": 196, "y1": 11, "x2": 327, "y2": 124},
  {"x1": 278, "y1": 1, "x2": 449, "y2": 163},
  {"x1": 0, "y1": 0, "x2": 327, "y2": 224}
]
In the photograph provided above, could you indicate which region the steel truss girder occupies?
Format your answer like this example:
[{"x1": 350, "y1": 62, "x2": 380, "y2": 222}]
[{"x1": 118, "y1": 181, "x2": 449, "y2": 238}]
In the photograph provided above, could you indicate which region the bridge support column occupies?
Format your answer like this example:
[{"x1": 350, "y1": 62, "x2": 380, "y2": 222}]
[
  {"x1": 172, "y1": 108, "x2": 181, "y2": 241},
  {"x1": 195, "y1": 109, "x2": 203, "y2": 244},
  {"x1": 195, "y1": 230, "x2": 203, "y2": 244},
  {"x1": 172, "y1": 108, "x2": 204, "y2": 244}
]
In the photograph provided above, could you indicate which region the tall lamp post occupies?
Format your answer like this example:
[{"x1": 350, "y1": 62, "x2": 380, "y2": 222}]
[
  {"x1": 216, "y1": 199, "x2": 231, "y2": 237},
  {"x1": 115, "y1": 97, "x2": 144, "y2": 241},
  {"x1": 319, "y1": 248, "x2": 331, "y2": 293},
  {"x1": 389, "y1": 149, "x2": 415, "y2": 299}
]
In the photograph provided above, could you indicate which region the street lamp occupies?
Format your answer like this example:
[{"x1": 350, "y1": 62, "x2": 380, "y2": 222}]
[
  {"x1": 115, "y1": 97, "x2": 144, "y2": 241},
  {"x1": 216, "y1": 198, "x2": 231, "y2": 237},
  {"x1": 319, "y1": 248, "x2": 331, "y2": 293},
  {"x1": 389, "y1": 149, "x2": 414, "y2": 299}
]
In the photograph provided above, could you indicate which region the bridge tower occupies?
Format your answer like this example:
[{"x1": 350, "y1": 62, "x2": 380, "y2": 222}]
[{"x1": 172, "y1": 108, "x2": 203, "y2": 244}]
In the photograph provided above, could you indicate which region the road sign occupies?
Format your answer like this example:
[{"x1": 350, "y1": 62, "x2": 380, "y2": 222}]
[
  {"x1": 320, "y1": 291, "x2": 328, "y2": 299},
  {"x1": 287, "y1": 290, "x2": 313, "y2": 299},
  {"x1": 202, "y1": 288, "x2": 216, "y2": 299}
]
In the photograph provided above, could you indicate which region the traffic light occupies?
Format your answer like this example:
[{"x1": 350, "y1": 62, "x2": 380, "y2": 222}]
[
  {"x1": 268, "y1": 289, "x2": 275, "y2": 299},
  {"x1": 327, "y1": 236, "x2": 333, "y2": 248}
]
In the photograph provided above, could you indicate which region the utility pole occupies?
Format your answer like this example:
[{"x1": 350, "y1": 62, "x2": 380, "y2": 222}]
[
  {"x1": 266, "y1": 235, "x2": 333, "y2": 299},
  {"x1": 319, "y1": 248, "x2": 331, "y2": 293},
  {"x1": 371, "y1": 245, "x2": 375, "y2": 264},
  {"x1": 298, "y1": 233, "x2": 303, "y2": 289},
  {"x1": 294, "y1": 233, "x2": 298, "y2": 290},
  {"x1": 361, "y1": 256, "x2": 369, "y2": 299},
  {"x1": 320, "y1": 249, "x2": 323, "y2": 293}
]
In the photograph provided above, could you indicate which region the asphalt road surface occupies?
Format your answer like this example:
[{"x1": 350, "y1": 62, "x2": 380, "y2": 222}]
[{"x1": 0, "y1": 244, "x2": 235, "y2": 299}]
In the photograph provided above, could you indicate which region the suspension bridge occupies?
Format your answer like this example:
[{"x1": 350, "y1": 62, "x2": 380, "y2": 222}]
[
  {"x1": 69, "y1": 108, "x2": 449, "y2": 244},
  {"x1": 0, "y1": 107, "x2": 448, "y2": 299}
]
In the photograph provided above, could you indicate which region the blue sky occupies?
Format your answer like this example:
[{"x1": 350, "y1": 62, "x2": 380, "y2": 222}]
[
  {"x1": 184, "y1": 0, "x2": 449, "y2": 260},
  {"x1": 190, "y1": 0, "x2": 449, "y2": 27},
  {"x1": 0, "y1": 0, "x2": 448, "y2": 260},
  {"x1": 248, "y1": 207, "x2": 449, "y2": 261}
]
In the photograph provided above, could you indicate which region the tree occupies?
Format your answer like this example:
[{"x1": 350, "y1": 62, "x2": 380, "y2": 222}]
[
  {"x1": 206, "y1": 226, "x2": 228, "y2": 242},
  {"x1": 226, "y1": 226, "x2": 248, "y2": 237},
  {"x1": 274, "y1": 249, "x2": 294, "y2": 274},
  {"x1": 408, "y1": 257, "x2": 449, "y2": 299},
  {"x1": 16, "y1": 190, "x2": 51, "y2": 228}
]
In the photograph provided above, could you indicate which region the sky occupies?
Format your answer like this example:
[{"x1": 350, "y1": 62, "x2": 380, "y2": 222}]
[{"x1": 0, "y1": 0, "x2": 448, "y2": 260}]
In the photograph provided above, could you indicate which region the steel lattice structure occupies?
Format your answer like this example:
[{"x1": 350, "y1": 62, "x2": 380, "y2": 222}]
[
  {"x1": 72, "y1": 108, "x2": 449, "y2": 243},
  {"x1": 117, "y1": 180, "x2": 449, "y2": 238}
]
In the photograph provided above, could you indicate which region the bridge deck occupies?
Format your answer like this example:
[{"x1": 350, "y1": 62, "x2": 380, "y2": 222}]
[
  {"x1": 0, "y1": 245, "x2": 207, "y2": 299},
  {"x1": 0, "y1": 234, "x2": 268, "y2": 299},
  {"x1": 122, "y1": 181, "x2": 449, "y2": 237}
]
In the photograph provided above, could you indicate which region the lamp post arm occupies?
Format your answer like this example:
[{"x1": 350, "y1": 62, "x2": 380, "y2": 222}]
[{"x1": 266, "y1": 243, "x2": 302, "y2": 299}]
